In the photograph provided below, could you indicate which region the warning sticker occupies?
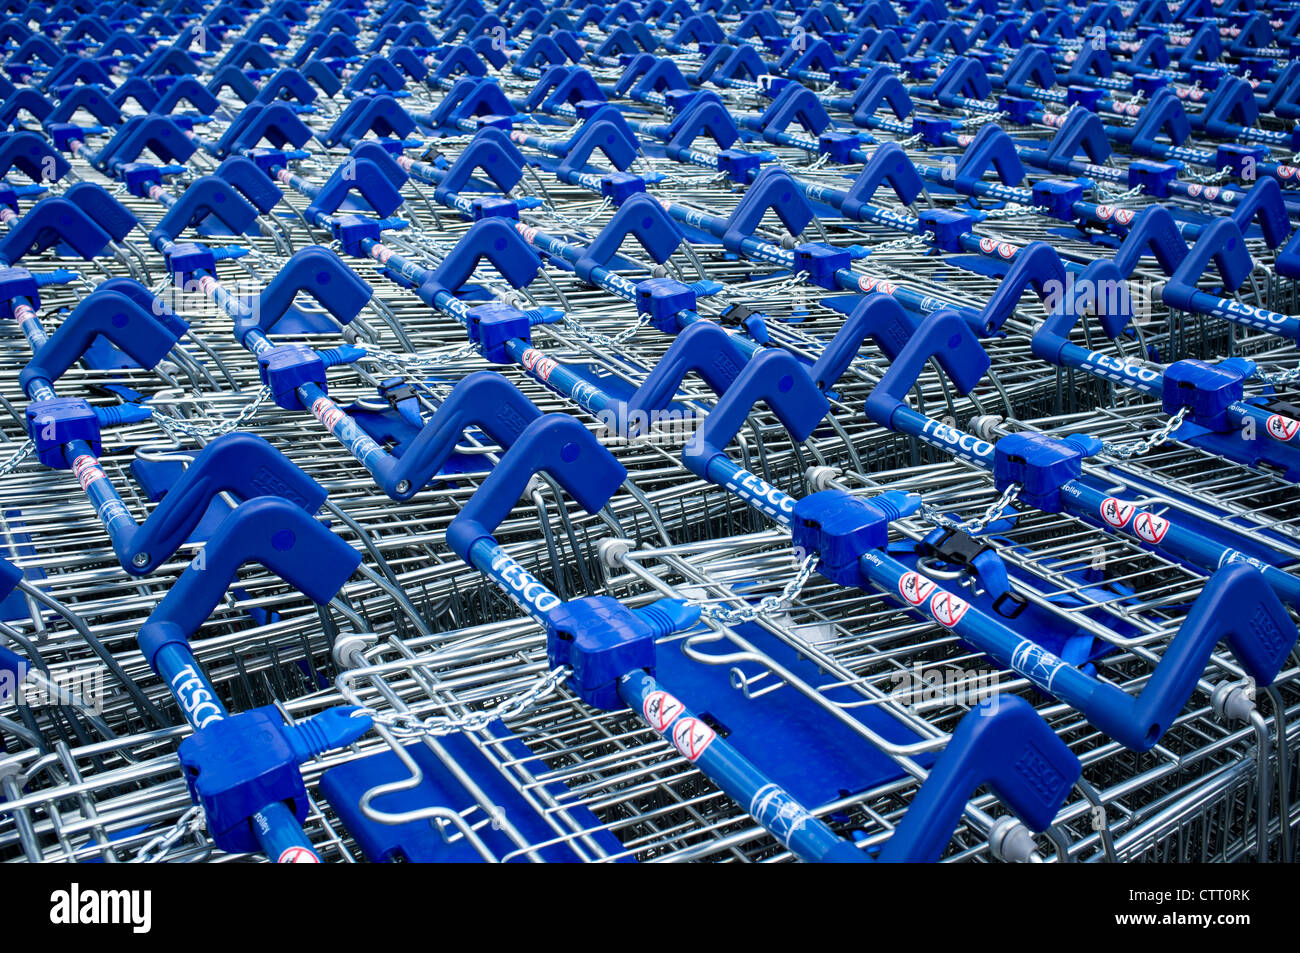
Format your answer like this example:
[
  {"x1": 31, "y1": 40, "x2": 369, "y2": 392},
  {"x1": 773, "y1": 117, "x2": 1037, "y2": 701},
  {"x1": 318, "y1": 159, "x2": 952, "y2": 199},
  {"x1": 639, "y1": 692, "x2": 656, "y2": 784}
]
[
  {"x1": 311, "y1": 397, "x2": 345, "y2": 432},
  {"x1": 276, "y1": 846, "x2": 321, "y2": 863},
  {"x1": 671, "y1": 717, "x2": 716, "y2": 762},
  {"x1": 928, "y1": 590, "x2": 970, "y2": 628},
  {"x1": 1099, "y1": 496, "x2": 1135, "y2": 529},
  {"x1": 71, "y1": 455, "x2": 105, "y2": 491},
  {"x1": 642, "y1": 690, "x2": 685, "y2": 733},
  {"x1": 898, "y1": 571, "x2": 937, "y2": 606},
  {"x1": 1266, "y1": 414, "x2": 1299, "y2": 442},
  {"x1": 1133, "y1": 511, "x2": 1170, "y2": 545}
]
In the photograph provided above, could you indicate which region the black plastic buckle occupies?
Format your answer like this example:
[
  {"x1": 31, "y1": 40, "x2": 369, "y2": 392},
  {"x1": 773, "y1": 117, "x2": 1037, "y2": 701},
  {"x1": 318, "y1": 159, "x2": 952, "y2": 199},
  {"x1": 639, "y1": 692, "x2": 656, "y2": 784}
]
[
  {"x1": 379, "y1": 377, "x2": 417, "y2": 411},
  {"x1": 719, "y1": 302, "x2": 759, "y2": 327},
  {"x1": 922, "y1": 527, "x2": 989, "y2": 568},
  {"x1": 992, "y1": 590, "x2": 1028, "y2": 619}
]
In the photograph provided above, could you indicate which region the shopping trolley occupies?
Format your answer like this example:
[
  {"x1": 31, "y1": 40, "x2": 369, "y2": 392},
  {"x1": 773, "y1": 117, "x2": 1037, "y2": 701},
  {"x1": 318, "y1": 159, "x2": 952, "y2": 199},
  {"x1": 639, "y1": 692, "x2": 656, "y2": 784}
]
[{"x1": 1, "y1": 0, "x2": 1298, "y2": 866}]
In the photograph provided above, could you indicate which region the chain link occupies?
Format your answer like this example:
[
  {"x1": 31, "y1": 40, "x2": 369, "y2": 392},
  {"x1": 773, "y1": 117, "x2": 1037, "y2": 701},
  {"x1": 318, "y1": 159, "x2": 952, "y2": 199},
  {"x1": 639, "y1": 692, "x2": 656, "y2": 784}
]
[
  {"x1": 356, "y1": 665, "x2": 571, "y2": 738},
  {"x1": 958, "y1": 110, "x2": 1008, "y2": 128},
  {"x1": 560, "y1": 313, "x2": 650, "y2": 350},
  {"x1": 722, "y1": 270, "x2": 812, "y2": 302},
  {"x1": 1102, "y1": 406, "x2": 1189, "y2": 459},
  {"x1": 131, "y1": 805, "x2": 205, "y2": 863},
  {"x1": 920, "y1": 483, "x2": 1022, "y2": 535},
  {"x1": 1094, "y1": 183, "x2": 1144, "y2": 203},
  {"x1": 868, "y1": 233, "x2": 930, "y2": 253},
  {"x1": 1183, "y1": 165, "x2": 1233, "y2": 185},
  {"x1": 977, "y1": 203, "x2": 1043, "y2": 219},
  {"x1": 1252, "y1": 366, "x2": 1300, "y2": 387},
  {"x1": 536, "y1": 196, "x2": 614, "y2": 229},
  {"x1": 0, "y1": 439, "x2": 35, "y2": 478},
  {"x1": 693, "y1": 553, "x2": 820, "y2": 623},
  {"x1": 150, "y1": 387, "x2": 272, "y2": 439},
  {"x1": 359, "y1": 343, "x2": 480, "y2": 371}
]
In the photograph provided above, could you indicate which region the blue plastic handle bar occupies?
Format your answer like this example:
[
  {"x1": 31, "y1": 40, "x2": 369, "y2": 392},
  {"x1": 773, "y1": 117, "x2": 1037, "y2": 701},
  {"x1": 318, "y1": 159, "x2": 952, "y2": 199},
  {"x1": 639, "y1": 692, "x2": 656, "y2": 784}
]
[
  {"x1": 1230, "y1": 177, "x2": 1291, "y2": 250},
  {"x1": 0, "y1": 195, "x2": 113, "y2": 264},
  {"x1": 978, "y1": 241, "x2": 1067, "y2": 335},
  {"x1": 214, "y1": 155, "x2": 284, "y2": 215},
  {"x1": 94, "y1": 114, "x2": 197, "y2": 171},
  {"x1": 557, "y1": 108, "x2": 641, "y2": 176},
  {"x1": 434, "y1": 126, "x2": 526, "y2": 199},
  {"x1": 0, "y1": 131, "x2": 70, "y2": 183},
  {"x1": 241, "y1": 245, "x2": 373, "y2": 341},
  {"x1": 1163, "y1": 219, "x2": 1253, "y2": 311},
  {"x1": 879, "y1": 696, "x2": 1081, "y2": 862},
  {"x1": 305, "y1": 157, "x2": 405, "y2": 220},
  {"x1": 330, "y1": 94, "x2": 416, "y2": 147},
  {"x1": 218, "y1": 102, "x2": 312, "y2": 158},
  {"x1": 370, "y1": 370, "x2": 543, "y2": 500},
  {"x1": 540, "y1": 67, "x2": 606, "y2": 112},
  {"x1": 255, "y1": 67, "x2": 319, "y2": 107},
  {"x1": 841, "y1": 142, "x2": 924, "y2": 214},
  {"x1": 626, "y1": 321, "x2": 749, "y2": 417},
  {"x1": 1111, "y1": 205, "x2": 1187, "y2": 279},
  {"x1": 136, "y1": 496, "x2": 361, "y2": 669},
  {"x1": 864, "y1": 308, "x2": 991, "y2": 431},
  {"x1": 722, "y1": 166, "x2": 814, "y2": 252},
  {"x1": 574, "y1": 193, "x2": 684, "y2": 281},
  {"x1": 1032, "y1": 259, "x2": 1132, "y2": 365},
  {"x1": 156, "y1": 77, "x2": 220, "y2": 116},
  {"x1": 682, "y1": 348, "x2": 829, "y2": 479},
  {"x1": 19, "y1": 288, "x2": 187, "y2": 394},
  {"x1": 445, "y1": 413, "x2": 628, "y2": 561},
  {"x1": 59, "y1": 182, "x2": 138, "y2": 244},
  {"x1": 349, "y1": 141, "x2": 411, "y2": 191},
  {"x1": 95, "y1": 277, "x2": 187, "y2": 338},
  {"x1": 417, "y1": 217, "x2": 540, "y2": 302},
  {"x1": 1044, "y1": 109, "x2": 1110, "y2": 171},
  {"x1": 758, "y1": 82, "x2": 831, "y2": 137},
  {"x1": 148, "y1": 175, "x2": 261, "y2": 245},
  {"x1": 665, "y1": 94, "x2": 739, "y2": 150},
  {"x1": 126, "y1": 433, "x2": 328, "y2": 575},
  {"x1": 953, "y1": 123, "x2": 1025, "y2": 193},
  {"x1": 810, "y1": 293, "x2": 918, "y2": 391}
]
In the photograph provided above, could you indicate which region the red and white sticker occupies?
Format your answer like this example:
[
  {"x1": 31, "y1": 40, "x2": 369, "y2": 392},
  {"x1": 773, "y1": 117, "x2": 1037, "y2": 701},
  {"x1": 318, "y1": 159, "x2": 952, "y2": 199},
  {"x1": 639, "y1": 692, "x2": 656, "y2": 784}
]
[
  {"x1": 311, "y1": 396, "x2": 345, "y2": 432},
  {"x1": 1096, "y1": 204, "x2": 1115, "y2": 221},
  {"x1": 977, "y1": 236, "x2": 1015, "y2": 259},
  {"x1": 1099, "y1": 496, "x2": 1135, "y2": 529},
  {"x1": 1266, "y1": 414, "x2": 1300, "y2": 441},
  {"x1": 898, "y1": 571, "x2": 937, "y2": 606},
  {"x1": 642, "y1": 690, "x2": 685, "y2": 732},
  {"x1": 1187, "y1": 183, "x2": 1203, "y2": 198},
  {"x1": 1278, "y1": 166, "x2": 1296, "y2": 180},
  {"x1": 520, "y1": 348, "x2": 558, "y2": 382},
  {"x1": 1114, "y1": 208, "x2": 1135, "y2": 225},
  {"x1": 671, "y1": 717, "x2": 716, "y2": 762},
  {"x1": 1133, "y1": 511, "x2": 1170, "y2": 544},
  {"x1": 928, "y1": 590, "x2": 970, "y2": 628},
  {"x1": 71, "y1": 455, "x2": 106, "y2": 491},
  {"x1": 858, "y1": 275, "x2": 898, "y2": 295},
  {"x1": 277, "y1": 846, "x2": 321, "y2": 863}
]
